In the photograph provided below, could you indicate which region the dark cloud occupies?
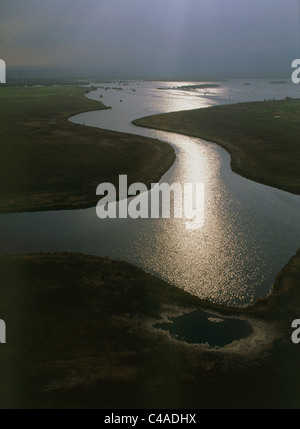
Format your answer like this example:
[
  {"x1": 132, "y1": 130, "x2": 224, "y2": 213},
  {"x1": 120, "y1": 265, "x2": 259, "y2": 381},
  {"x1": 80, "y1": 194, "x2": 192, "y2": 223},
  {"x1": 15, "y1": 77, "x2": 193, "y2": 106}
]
[{"x1": 0, "y1": 0, "x2": 299, "y2": 76}]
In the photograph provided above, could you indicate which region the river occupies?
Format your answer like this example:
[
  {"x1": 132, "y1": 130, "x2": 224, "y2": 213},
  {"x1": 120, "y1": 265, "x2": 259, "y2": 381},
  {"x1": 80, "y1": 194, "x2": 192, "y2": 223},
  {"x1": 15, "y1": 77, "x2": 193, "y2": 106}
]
[{"x1": 0, "y1": 79, "x2": 299, "y2": 306}]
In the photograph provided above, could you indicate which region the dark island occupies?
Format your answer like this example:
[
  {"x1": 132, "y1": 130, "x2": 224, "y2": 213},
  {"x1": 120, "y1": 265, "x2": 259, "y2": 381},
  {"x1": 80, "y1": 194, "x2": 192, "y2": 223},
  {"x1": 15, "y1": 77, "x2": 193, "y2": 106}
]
[
  {"x1": 0, "y1": 250, "x2": 299, "y2": 408},
  {"x1": 133, "y1": 98, "x2": 300, "y2": 195},
  {"x1": 0, "y1": 86, "x2": 175, "y2": 213}
]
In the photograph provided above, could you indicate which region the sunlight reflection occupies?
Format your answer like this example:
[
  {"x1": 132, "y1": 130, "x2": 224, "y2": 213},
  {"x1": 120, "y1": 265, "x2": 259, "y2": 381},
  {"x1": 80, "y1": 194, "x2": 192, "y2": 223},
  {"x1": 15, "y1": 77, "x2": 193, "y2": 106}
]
[
  {"x1": 7, "y1": 79, "x2": 300, "y2": 307},
  {"x1": 183, "y1": 183, "x2": 204, "y2": 230}
]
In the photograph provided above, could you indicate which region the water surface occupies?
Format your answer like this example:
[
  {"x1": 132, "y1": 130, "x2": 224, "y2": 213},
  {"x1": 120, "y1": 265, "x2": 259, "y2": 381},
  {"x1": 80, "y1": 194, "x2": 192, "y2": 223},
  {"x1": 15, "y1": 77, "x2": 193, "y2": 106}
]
[
  {"x1": 0, "y1": 79, "x2": 299, "y2": 306},
  {"x1": 154, "y1": 309, "x2": 253, "y2": 347}
]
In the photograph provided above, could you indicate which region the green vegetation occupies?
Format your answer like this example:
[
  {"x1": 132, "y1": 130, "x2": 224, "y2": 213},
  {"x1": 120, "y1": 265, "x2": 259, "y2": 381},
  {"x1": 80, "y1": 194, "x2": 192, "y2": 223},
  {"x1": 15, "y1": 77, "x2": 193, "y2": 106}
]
[
  {"x1": 0, "y1": 86, "x2": 175, "y2": 212},
  {"x1": 0, "y1": 251, "x2": 299, "y2": 408},
  {"x1": 269, "y1": 81, "x2": 287, "y2": 84},
  {"x1": 133, "y1": 98, "x2": 300, "y2": 194},
  {"x1": 5, "y1": 78, "x2": 94, "y2": 87}
]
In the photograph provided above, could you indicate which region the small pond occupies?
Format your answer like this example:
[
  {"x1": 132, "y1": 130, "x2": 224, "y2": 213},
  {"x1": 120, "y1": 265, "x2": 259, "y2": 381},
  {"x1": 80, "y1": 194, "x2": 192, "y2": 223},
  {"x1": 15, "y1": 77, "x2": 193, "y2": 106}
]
[{"x1": 154, "y1": 309, "x2": 253, "y2": 347}]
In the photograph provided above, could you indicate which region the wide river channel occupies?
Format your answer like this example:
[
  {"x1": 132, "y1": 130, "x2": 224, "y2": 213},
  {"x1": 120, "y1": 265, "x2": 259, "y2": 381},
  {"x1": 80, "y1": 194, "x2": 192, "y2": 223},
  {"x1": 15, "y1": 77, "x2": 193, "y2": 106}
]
[{"x1": 1, "y1": 79, "x2": 300, "y2": 306}]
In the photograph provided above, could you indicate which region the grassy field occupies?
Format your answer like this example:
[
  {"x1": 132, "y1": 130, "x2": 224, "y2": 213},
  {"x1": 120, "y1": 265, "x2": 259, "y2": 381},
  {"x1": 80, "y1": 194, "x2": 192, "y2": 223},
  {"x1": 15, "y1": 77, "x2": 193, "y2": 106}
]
[
  {"x1": 133, "y1": 98, "x2": 300, "y2": 194},
  {"x1": 0, "y1": 86, "x2": 175, "y2": 213},
  {"x1": 0, "y1": 251, "x2": 299, "y2": 409}
]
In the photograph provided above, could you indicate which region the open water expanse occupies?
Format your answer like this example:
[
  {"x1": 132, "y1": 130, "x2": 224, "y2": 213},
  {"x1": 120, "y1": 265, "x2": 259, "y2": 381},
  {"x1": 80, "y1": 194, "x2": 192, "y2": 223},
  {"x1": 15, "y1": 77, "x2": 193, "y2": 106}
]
[{"x1": 1, "y1": 79, "x2": 299, "y2": 307}]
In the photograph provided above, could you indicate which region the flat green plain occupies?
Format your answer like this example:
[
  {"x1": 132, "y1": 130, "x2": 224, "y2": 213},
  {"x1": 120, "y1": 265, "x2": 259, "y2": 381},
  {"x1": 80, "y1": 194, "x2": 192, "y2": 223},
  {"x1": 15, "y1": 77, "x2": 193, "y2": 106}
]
[
  {"x1": 133, "y1": 98, "x2": 300, "y2": 194},
  {"x1": 0, "y1": 86, "x2": 175, "y2": 213}
]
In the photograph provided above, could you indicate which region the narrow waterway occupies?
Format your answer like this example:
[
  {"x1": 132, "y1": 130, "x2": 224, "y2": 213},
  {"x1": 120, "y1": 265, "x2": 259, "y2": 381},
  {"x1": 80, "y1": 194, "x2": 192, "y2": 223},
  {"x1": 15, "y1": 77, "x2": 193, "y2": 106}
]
[{"x1": 0, "y1": 79, "x2": 299, "y2": 306}]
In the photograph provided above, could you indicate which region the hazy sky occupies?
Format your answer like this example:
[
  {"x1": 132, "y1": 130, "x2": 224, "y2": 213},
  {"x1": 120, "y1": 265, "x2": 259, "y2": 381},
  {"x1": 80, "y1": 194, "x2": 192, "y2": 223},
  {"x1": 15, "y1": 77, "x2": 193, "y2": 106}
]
[{"x1": 1, "y1": 0, "x2": 300, "y2": 77}]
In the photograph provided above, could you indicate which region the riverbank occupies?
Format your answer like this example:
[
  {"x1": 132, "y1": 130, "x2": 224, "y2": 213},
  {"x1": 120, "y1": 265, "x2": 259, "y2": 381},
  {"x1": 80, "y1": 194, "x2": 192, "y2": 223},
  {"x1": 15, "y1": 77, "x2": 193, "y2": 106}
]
[
  {"x1": 0, "y1": 250, "x2": 299, "y2": 409},
  {"x1": 0, "y1": 86, "x2": 175, "y2": 213},
  {"x1": 133, "y1": 98, "x2": 300, "y2": 195}
]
